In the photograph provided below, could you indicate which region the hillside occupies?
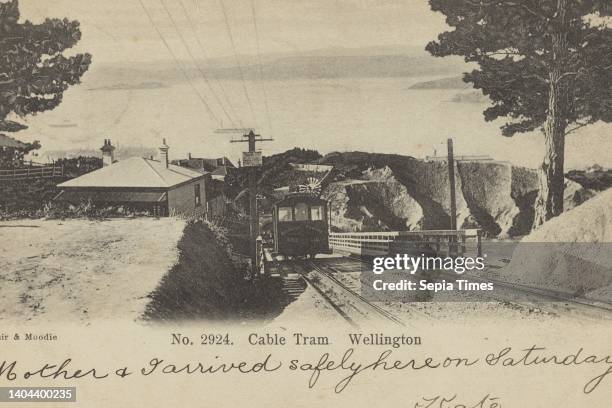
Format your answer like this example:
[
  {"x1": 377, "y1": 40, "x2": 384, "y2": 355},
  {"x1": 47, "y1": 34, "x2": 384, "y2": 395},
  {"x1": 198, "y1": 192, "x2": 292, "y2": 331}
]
[
  {"x1": 225, "y1": 149, "x2": 603, "y2": 238},
  {"x1": 91, "y1": 47, "x2": 467, "y2": 87},
  {"x1": 317, "y1": 151, "x2": 599, "y2": 237},
  {"x1": 502, "y1": 188, "x2": 612, "y2": 296},
  {"x1": 226, "y1": 147, "x2": 323, "y2": 213}
]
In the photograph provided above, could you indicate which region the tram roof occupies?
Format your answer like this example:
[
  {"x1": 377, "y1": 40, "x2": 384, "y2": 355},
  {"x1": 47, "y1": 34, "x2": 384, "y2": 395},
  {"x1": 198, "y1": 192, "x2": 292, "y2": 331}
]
[{"x1": 273, "y1": 193, "x2": 327, "y2": 206}]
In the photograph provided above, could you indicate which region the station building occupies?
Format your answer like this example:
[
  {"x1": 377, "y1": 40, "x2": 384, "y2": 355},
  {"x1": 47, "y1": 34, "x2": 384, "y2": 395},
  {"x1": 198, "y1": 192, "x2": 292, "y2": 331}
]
[{"x1": 56, "y1": 139, "x2": 210, "y2": 217}]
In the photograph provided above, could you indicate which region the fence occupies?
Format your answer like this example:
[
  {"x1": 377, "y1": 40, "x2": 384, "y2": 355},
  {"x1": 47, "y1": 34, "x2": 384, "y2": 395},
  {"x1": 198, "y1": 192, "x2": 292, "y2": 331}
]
[
  {"x1": 329, "y1": 229, "x2": 482, "y2": 257},
  {"x1": 0, "y1": 166, "x2": 63, "y2": 182}
]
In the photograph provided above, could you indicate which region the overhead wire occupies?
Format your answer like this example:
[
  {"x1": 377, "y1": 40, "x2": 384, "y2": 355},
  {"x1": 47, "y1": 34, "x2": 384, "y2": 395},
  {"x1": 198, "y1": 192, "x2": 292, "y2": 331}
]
[
  {"x1": 179, "y1": 0, "x2": 244, "y2": 127},
  {"x1": 137, "y1": 0, "x2": 221, "y2": 125},
  {"x1": 218, "y1": 0, "x2": 259, "y2": 128},
  {"x1": 159, "y1": 0, "x2": 238, "y2": 127},
  {"x1": 250, "y1": 0, "x2": 274, "y2": 136}
]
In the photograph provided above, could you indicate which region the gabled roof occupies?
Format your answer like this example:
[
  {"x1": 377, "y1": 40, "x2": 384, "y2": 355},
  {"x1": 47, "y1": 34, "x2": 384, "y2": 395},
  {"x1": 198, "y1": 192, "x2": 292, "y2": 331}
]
[
  {"x1": 56, "y1": 190, "x2": 167, "y2": 203},
  {"x1": 211, "y1": 165, "x2": 230, "y2": 176},
  {"x1": 58, "y1": 157, "x2": 206, "y2": 189}
]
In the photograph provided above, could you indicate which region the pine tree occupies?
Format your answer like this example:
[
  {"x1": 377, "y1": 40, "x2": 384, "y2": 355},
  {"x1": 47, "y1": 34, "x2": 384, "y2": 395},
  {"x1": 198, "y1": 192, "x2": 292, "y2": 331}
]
[
  {"x1": 0, "y1": 0, "x2": 91, "y2": 135},
  {"x1": 426, "y1": 0, "x2": 611, "y2": 227}
]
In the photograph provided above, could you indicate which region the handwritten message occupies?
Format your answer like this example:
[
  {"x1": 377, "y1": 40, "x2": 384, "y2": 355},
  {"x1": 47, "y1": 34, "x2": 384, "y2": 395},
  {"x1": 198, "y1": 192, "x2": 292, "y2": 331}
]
[{"x1": 1, "y1": 346, "x2": 610, "y2": 395}]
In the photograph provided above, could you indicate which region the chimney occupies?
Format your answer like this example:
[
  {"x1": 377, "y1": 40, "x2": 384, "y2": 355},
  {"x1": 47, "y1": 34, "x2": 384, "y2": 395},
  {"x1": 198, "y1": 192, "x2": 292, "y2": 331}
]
[
  {"x1": 188, "y1": 152, "x2": 192, "y2": 160},
  {"x1": 159, "y1": 138, "x2": 169, "y2": 168},
  {"x1": 100, "y1": 139, "x2": 115, "y2": 167}
]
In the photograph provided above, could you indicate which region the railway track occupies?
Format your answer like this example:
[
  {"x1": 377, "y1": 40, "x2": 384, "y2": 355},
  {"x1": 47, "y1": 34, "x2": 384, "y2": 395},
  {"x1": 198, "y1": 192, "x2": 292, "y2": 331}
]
[
  {"x1": 302, "y1": 259, "x2": 406, "y2": 327},
  {"x1": 346, "y1": 255, "x2": 612, "y2": 315},
  {"x1": 464, "y1": 273, "x2": 612, "y2": 313}
]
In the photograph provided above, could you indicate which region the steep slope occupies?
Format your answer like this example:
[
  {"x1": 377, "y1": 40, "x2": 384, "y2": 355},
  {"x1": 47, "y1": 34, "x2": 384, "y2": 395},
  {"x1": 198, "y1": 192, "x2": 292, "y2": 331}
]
[
  {"x1": 144, "y1": 219, "x2": 248, "y2": 321},
  {"x1": 325, "y1": 169, "x2": 424, "y2": 231},
  {"x1": 320, "y1": 151, "x2": 598, "y2": 237},
  {"x1": 456, "y1": 161, "x2": 519, "y2": 237},
  {"x1": 503, "y1": 189, "x2": 612, "y2": 294}
]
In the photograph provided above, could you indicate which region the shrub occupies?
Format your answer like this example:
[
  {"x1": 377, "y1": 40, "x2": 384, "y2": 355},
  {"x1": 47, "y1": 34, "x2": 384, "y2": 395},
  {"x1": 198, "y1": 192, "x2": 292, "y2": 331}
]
[{"x1": 0, "y1": 200, "x2": 155, "y2": 220}]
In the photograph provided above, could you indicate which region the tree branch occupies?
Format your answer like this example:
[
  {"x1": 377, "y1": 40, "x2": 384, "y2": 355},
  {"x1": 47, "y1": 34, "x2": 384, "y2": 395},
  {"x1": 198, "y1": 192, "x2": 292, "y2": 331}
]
[
  {"x1": 565, "y1": 119, "x2": 592, "y2": 135},
  {"x1": 482, "y1": 49, "x2": 523, "y2": 57},
  {"x1": 522, "y1": 73, "x2": 549, "y2": 84},
  {"x1": 556, "y1": 69, "x2": 586, "y2": 83},
  {"x1": 464, "y1": 0, "x2": 548, "y2": 20}
]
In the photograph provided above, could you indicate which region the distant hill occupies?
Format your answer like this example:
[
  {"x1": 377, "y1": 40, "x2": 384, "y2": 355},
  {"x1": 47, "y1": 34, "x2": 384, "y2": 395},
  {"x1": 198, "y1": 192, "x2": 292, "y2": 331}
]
[
  {"x1": 451, "y1": 91, "x2": 489, "y2": 103},
  {"x1": 89, "y1": 46, "x2": 468, "y2": 87},
  {"x1": 206, "y1": 54, "x2": 466, "y2": 80},
  {"x1": 408, "y1": 76, "x2": 471, "y2": 89},
  {"x1": 409, "y1": 76, "x2": 489, "y2": 104},
  {"x1": 45, "y1": 146, "x2": 157, "y2": 161}
]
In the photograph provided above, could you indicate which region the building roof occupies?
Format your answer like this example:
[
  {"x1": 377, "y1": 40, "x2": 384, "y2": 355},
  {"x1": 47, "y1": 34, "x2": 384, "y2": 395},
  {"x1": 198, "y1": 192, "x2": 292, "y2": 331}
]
[
  {"x1": 56, "y1": 190, "x2": 167, "y2": 203},
  {"x1": 172, "y1": 156, "x2": 236, "y2": 172},
  {"x1": 0, "y1": 134, "x2": 28, "y2": 149},
  {"x1": 289, "y1": 163, "x2": 333, "y2": 173},
  {"x1": 211, "y1": 165, "x2": 231, "y2": 176},
  {"x1": 58, "y1": 157, "x2": 206, "y2": 189},
  {"x1": 203, "y1": 157, "x2": 235, "y2": 169}
]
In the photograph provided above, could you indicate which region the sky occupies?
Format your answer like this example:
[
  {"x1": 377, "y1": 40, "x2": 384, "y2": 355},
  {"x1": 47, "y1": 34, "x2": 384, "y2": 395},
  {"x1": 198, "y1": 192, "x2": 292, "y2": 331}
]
[
  {"x1": 11, "y1": 0, "x2": 612, "y2": 169},
  {"x1": 20, "y1": 0, "x2": 446, "y2": 62}
]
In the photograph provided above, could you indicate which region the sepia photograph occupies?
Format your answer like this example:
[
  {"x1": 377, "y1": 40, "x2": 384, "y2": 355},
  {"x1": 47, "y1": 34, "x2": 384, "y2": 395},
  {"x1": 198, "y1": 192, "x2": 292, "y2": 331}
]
[{"x1": 0, "y1": 0, "x2": 610, "y2": 406}]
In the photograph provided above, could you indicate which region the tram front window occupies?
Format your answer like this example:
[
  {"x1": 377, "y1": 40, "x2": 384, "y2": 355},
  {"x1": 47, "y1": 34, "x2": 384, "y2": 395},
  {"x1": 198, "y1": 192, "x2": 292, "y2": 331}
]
[
  {"x1": 295, "y1": 203, "x2": 309, "y2": 221},
  {"x1": 278, "y1": 207, "x2": 293, "y2": 221},
  {"x1": 310, "y1": 205, "x2": 324, "y2": 221}
]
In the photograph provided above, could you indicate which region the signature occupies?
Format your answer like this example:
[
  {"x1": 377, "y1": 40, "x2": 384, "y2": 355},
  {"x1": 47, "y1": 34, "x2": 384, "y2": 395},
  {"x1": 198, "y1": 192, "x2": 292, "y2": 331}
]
[{"x1": 414, "y1": 394, "x2": 501, "y2": 408}]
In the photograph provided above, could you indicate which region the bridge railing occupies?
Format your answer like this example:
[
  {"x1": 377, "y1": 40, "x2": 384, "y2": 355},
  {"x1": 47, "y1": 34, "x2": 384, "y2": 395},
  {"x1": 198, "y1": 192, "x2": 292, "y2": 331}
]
[{"x1": 329, "y1": 229, "x2": 482, "y2": 258}]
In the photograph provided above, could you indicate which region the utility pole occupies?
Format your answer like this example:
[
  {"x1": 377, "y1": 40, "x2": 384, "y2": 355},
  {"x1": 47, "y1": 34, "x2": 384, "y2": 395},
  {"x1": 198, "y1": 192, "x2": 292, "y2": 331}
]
[
  {"x1": 447, "y1": 138, "x2": 457, "y2": 230},
  {"x1": 216, "y1": 128, "x2": 273, "y2": 274},
  {"x1": 447, "y1": 138, "x2": 458, "y2": 256}
]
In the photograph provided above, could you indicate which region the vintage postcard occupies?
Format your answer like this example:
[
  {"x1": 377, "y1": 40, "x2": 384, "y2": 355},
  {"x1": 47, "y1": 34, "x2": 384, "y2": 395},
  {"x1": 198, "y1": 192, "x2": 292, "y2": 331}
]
[{"x1": 0, "y1": 0, "x2": 611, "y2": 406}]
